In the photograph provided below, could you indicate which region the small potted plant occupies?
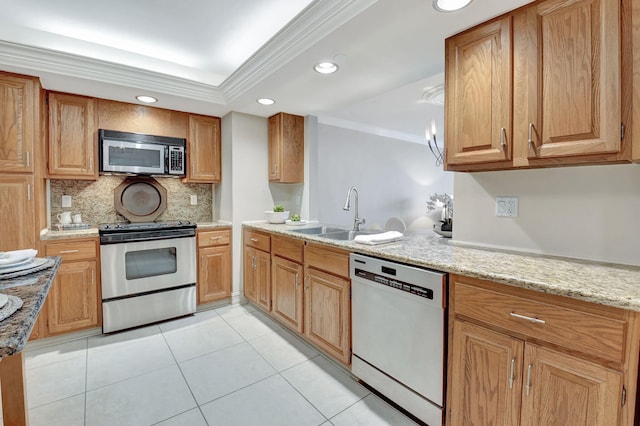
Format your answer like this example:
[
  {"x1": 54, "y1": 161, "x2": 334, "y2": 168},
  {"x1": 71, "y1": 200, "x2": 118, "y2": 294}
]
[{"x1": 265, "y1": 204, "x2": 290, "y2": 223}]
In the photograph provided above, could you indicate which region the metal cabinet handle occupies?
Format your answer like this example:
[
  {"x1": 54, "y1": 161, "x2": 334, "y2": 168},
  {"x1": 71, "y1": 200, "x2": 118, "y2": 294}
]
[
  {"x1": 304, "y1": 275, "x2": 309, "y2": 290},
  {"x1": 250, "y1": 238, "x2": 259, "y2": 242},
  {"x1": 89, "y1": 157, "x2": 93, "y2": 172},
  {"x1": 509, "y1": 357, "x2": 515, "y2": 389},
  {"x1": 526, "y1": 364, "x2": 532, "y2": 396},
  {"x1": 500, "y1": 128, "x2": 507, "y2": 151},
  {"x1": 510, "y1": 312, "x2": 546, "y2": 324},
  {"x1": 295, "y1": 272, "x2": 299, "y2": 287},
  {"x1": 26, "y1": 151, "x2": 30, "y2": 167},
  {"x1": 59, "y1": 249, "x2": 79, "y2": 254},
  {"x1": 251, "y1": 255, "x2": 256, "y2": 269},
  {"x1": 527, "y1": 123, "x2": 535, "y2": 150},
  {"x1": 27, "y1": 184, "x2": 31, "y2": 201},
  {"x1": 91, "y1": 270, "x2": 95, "y2": 284}
]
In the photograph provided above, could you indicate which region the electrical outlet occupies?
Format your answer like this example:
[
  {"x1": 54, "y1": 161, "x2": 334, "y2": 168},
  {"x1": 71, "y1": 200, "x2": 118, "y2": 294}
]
[
  {"x1": 190, "y1": 195, "x2": 198, "y2": 205},
  {"x1": 61, "y1": 195, "x2": 72, "y2": 208},
  {"x1": 496, "y1": 196, "x2": 518, "y2": 217}
]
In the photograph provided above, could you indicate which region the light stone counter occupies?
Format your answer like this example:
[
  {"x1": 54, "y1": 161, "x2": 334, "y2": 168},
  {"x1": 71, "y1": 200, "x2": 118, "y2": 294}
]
[
  {"x1": 244, "y1": 221, "x2": 640, "y2": 312},
  {"x1": 40, "y1": 228, "x2": 99, "y2": 240},
  {"x1": 196, "y1": 221, "x2": 232, "y2": 230}
]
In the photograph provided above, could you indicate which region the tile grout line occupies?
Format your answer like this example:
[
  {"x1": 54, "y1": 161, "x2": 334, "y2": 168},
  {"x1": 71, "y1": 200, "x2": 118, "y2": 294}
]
[{"x1": 158, "y1": 319, "x2": 212, "y2": 426}]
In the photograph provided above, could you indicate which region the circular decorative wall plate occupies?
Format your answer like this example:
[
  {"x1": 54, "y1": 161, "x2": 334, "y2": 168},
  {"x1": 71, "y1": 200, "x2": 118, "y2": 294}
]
[{"x1": 114, "y1": 177, "x2": 167, "y2": 222}]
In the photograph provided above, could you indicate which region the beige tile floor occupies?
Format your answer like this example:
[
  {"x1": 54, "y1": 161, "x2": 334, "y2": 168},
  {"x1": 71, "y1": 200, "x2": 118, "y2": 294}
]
[{"x1": 3, "y1": 304, "x2": 420, "y2": 425}]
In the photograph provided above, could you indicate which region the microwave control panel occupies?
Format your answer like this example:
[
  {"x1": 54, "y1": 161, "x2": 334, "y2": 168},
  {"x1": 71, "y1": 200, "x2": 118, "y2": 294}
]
[{"x1": 168, "y1": 146, "x2": 185, "y2": 175}]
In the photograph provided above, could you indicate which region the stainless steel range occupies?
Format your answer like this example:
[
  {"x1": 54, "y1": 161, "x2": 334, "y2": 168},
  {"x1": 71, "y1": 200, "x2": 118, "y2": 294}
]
[{"x1": 99, "y1": 220, "x2": 196, "y2": 333}]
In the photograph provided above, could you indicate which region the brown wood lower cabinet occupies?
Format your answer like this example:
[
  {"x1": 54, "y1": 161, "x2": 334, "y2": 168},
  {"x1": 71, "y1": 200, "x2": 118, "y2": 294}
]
[
  {"x1": 271, "y1": 257, "x2": 303, "y2": 331},
  {"x1": 42, "y1": 237, "x2": 101, "y2": 336},
  {"x1": 197, "y1": 229, "x2": 231, "y2": 304},
  {"x1": 243, "y1": 229, "x2": 271, "y2": 311},
  {"x1": 243, "y1": 230, "x2": 352, "y2": 366},
  {"x1": 304, "y1": 266, "x2": 350, "y2": 365},
  {"x1": 303, "y1": 243, "x2": 351, "y2": 365},
  {"x1": 271, "y1": 236, "x2": 304, "y2": 333},
  {"x1": 447, "y1": 274, "x2": 639, "y2": 426}
]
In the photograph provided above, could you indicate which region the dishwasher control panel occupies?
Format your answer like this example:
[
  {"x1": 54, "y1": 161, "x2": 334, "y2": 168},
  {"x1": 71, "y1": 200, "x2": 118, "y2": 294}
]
[{"x1": 354, "y1": 269, "x2": 434, "y2": 299}]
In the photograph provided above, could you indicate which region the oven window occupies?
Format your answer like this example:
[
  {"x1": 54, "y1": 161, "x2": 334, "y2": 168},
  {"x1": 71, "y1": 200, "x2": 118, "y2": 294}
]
[{"x1": 125, "y1": 247, "x2": 177, "y2": 280}]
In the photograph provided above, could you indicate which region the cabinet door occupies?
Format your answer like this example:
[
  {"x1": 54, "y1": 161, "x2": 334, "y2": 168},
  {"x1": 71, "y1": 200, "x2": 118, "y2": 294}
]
[
  {"x1": 0, "y1": 73, "x2": 36, "y2": 173},
  {"x1": 304, "y1": 267, "x2": 350, "y2": 365},
  {"x1": 448, "y1": 320, "x2": 523, "y2": 426},
  {"x1": 521, "y1": 344, "x2": 622, "y2": 426},
  {"x1": 445, "y1": 16, "x2": 513, "y2": 167},
  {"x1": 268, "y1": 113, "x2": 304, "y2": 183},
  {"x1": 0, "y1": 175, "x2": 35, "y2": 251},
  {"x1": 272, "y1": 256, "x2": 303, "y2": 333},
  {"x1": 522, "y1": 0, "x2": 621, "y2": 160},
  {"x1": 186, "y1": 114, "x2": 221, "y2": 183},
  {"x1": 198, "y1": 245, "x2": 231, "y2": 303},
  {"x1": 48, "y1": 93, "x2": 97, "y2": 179},
  {"x1": 243, "y1": 246, "x2": 258, "y2": 303},
  {"x1": 255, "y1": 249, "x2": 271, "y2": 311},
  {"x1": 47, "y1": 260, "x2": 99, "y2": 334}
]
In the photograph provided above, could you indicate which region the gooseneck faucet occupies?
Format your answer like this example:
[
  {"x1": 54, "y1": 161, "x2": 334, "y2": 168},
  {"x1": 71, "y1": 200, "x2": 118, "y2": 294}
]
[{"x1": 343, "y1": 186, "x2": 365, "y2": 231}]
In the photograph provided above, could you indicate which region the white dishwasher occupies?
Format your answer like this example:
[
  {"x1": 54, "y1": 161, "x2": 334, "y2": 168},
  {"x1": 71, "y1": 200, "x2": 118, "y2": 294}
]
[{"x1": 350, "y1": 253, "x2": 447, "y2": 426}]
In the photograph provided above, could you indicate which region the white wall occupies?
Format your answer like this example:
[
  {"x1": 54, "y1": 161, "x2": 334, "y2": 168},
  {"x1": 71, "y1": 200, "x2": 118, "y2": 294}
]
[
  {"x1": 220, "y1": 112, "x2": 273, "y2": 300},
  {"x1": 219, "y1": 112, "x2": 311, "y2": 300},
  {"x1": 453, "y1": 164, "x2": 640, "y2": 266},
  {"x1": 316, "y1": 124, "x2": 454, "y2": 231}
]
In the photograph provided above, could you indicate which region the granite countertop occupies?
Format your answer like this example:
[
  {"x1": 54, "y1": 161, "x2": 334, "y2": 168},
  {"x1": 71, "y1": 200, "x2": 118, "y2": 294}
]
[
  {"x1": 0, "y1": 257, "x2": 61, "y2": 357},
  {"x1": 244, "y1": 221, "x2": 640, "y2": 312},
  {"x1": 39, "y1": 220, "x2": 232, "y2": 240}
]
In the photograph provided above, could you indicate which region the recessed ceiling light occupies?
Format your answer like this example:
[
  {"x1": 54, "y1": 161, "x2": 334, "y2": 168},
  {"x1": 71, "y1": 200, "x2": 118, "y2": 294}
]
[
  {"x1": 257, "y1": 98, "x2": 275, "y2": 105},
  {"x1": 136, "y1": 95, "x2": 157, "y2": 103},
  {"x1": 433, "y1": 0, "x2": 473, "y2": 12},
  {"x1": 314, "y1": 62, "x2": 339, "y2": 74}
]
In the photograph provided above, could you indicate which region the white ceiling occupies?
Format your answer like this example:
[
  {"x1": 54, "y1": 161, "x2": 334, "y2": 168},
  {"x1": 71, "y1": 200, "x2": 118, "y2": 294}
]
[{"x1": 0, "y1": 0, "x2": 532, "y2": 143}]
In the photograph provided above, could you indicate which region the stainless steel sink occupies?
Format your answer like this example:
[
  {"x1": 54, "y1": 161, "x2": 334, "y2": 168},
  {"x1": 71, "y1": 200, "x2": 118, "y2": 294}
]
[
  {"x1": 317, "y1": 230, "x2": 379, "y2": 241},
  {"x1": 291, "y1": 226, "x2": 345, "y2": 235}
]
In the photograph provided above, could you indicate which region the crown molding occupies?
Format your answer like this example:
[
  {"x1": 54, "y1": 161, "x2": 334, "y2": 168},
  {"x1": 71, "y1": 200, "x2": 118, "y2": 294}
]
[
  {"x1": 318, "y1": 115, "x2": 428, "y2": 145},
  {"x1": 0, "y1": 40, "x2": 227, "y2": 103},
  {"x1": 220, "y1": 0, "x2": 379, "y2": 101},
  {"x1": 0, "y1": 0, "x2": 378, "y2": 107}
]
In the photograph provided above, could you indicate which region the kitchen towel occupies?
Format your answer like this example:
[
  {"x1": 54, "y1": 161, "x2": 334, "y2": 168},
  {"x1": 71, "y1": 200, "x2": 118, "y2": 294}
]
[{"x1": 354, "y1": 231, "x2": 403, "y2": 245}]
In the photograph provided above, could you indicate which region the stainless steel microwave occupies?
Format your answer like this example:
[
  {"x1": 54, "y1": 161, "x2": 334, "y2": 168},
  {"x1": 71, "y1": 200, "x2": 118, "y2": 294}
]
[{"x1": 99, "y1": 129, "x2": 186, "y2": 177}]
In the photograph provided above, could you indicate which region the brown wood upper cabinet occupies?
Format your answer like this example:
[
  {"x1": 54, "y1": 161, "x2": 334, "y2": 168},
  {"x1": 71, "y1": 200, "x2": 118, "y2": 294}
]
[
  {"x1": 48, "y1": 92, "x2": 98, "y2": 179},
  {"x1": 268, "y1": 112, "x2": 304, "y2": 183},
  {"x1": 445, "y1": 0, "x2": 628, "y2": 171},
  {"x1": 185, "y1": 114, "x2": 221, "y2": 183},
  {"x1": 0, "y1": 73, "x2": 38, "y2": 173}
]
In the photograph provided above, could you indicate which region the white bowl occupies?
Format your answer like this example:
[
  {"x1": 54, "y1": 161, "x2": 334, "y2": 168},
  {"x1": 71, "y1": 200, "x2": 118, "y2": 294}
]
[{"x1": 265, "y1": 210, "x2": 290, "y2": 224}]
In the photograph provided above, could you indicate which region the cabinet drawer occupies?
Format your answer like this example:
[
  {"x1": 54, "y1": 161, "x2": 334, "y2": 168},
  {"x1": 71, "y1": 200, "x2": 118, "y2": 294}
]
[
  {"x1": 44, "y1": 239, "x2": 97, "y2": 262},
  {"x1": 304, "y1": 243, "x2": 349, "y2": 278},
  {"x1": 454, "y1": 282, "x2": 627, "y2": 364},
  {"x1": 198, "y1": 229, "x2": 231, "y2": 247},
  {"x1": 243, "y1": 229, "x2": 270, "y2": 252},
  {"x1": 272, "y1": 235, "x2": 304, "y2": 263}
]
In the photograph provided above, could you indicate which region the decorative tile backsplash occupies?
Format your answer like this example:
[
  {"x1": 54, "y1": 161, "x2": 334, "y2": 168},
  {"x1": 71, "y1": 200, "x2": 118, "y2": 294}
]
[{"x1": 50, "y1": 177, "x2": 213, "y2": 227}]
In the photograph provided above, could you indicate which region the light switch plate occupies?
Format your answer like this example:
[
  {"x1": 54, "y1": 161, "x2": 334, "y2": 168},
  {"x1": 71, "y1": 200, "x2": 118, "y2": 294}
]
[
  {"x1": 61, "y1": 195, "x2": 72, "y2": 208},
  {"x1": 496, "y1": 196, "x2": 518, "y2": 217},
  {"x1": 190, "y1": 195, "x2": 198, "y2": 205}
]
